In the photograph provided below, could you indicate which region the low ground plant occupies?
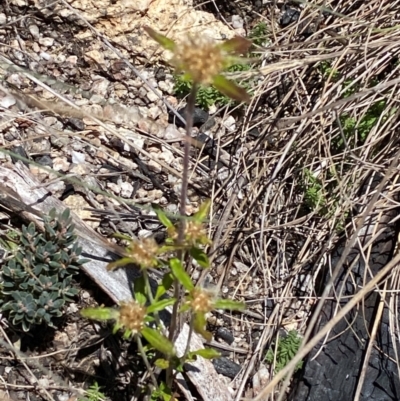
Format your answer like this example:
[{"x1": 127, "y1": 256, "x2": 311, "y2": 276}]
[{"x1": 81, "y1": 27, "x2": 251, "y2": 400}]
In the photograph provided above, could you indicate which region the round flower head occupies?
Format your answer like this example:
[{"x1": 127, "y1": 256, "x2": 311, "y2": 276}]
[
  {"x1": 144, "y1": 26, "x2": 252, "y2": 103},
  {"x1": 118, "y1": 300, "x2": 147, "y2": 334},
  {"x1": 171, "y1": 35, "x2": 227, "y2": 86}
]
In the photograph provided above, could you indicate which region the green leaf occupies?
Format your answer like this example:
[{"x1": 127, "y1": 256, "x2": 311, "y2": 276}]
[
  {"x1": 107, "y1": 257, "x2": 133, "y2": 271},
  {"x1": 141, "y1": 326, "x2": 175, "y2": 356},
  {"x1": 154, "y1": 358, "x2": 170, "y2": 369},
  {"x1": 169, "y1": 258, "x2": 194, "y2": 291},
  {"x1": 189, "y1": 348, "x2": 221, "y2": 360},
  {"x1": 213, "y1": 75, "x2": 250, "y2": 103},
  {"x1": 155, "y1": 272, "x2": 174, "y2": 300},
  {"x1": 152, "y1": 204, "x2": 174, "y2": 228},
  {"x1": 147, "y1": 298, "x2": 176, "y2": 314},
  {"x1": 144, "y1": 26, "x2": 176, "y2": 51},
  {"x1": 133, "y1": 276, "x2": 147, "y2": 305},
  {"x1": 190, "y1": 247, "x2": 210, "y2": 268},
  {"x1": 81, "y1": 307, "x2": 119, "y2": 321},
  {"x1": 213, "y1": 299, "x2": 245, "y2": 311},
  {"x1": 193, "y1": 199, "x2": 211, "y2": 222},
  {"x1": 219, "y1": 36, "x2": 252, "y2": 55},
  {"x1": 193, "y1": 313, "x2": 212, "y2": 341}
]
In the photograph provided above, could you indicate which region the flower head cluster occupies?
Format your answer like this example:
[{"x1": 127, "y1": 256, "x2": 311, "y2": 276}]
[
  {"x1": 118, "y1": 300, "x2": 147, "y2": 335},
  {"x1": 108, "y1": 237, "x2": 160, "y2": 271},
  {"x1": 167, "y1": 219, "x2": 210, "y2": 247},
  {"x1": 188, "y1": 287, "x2": 215, "y2": 314},
  {"x1": 127, "y1": 237, "x2": 159, "y2": 268},
  {"x1": 144, "y1": 26, "x2": 252, "y2": 103}
]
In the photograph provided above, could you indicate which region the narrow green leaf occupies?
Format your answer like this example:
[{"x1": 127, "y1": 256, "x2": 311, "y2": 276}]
[
  {"x1": 152, "y1": 204, "x2": 174, "y2": 228},
  {"x1": 190, "y1": 247, "x2": 210, "y2": 268},
  {"x1": 81, "y1": 307, "x2": 119, "y2": 321},
  {"x1": 147, "y1": 298, "x2": 176, "y2": 314},
  {"x1": 193, "y1": 313, "x2": 212, "y2": 341},
  {"x1": 213, "y1": 75, "x2": 251, "y2": 103},
  {"x1": 189, "y1": 348, "x2": 221, "y2": 360},
  {"x1": 141, "y1": 326, "x2": 175, "y2": 356},
  {"x1": 155, "y1": 272, "x2": 174, "y2": 300},
  {"x1": 144, "y1": 26, "x2": 176, "y2": 51},
  {"x1": 214, "y1": 299, "x2": 245, "y2": 311},
  {"x1": 169, "y1": 258, "x2": 194, "y2": 291},
  {"x1": 133, "y1": 276, "x2": 147, "y2": 305},
  {"x1": 107, "y1": 257, "x2": 133, "y2": 271},
  {"x1": 193, "y1": 199, "x2": 211, "y2": 222},
  {"x1": 219, "y1": 36, "x2": 252, "y2": 55}
]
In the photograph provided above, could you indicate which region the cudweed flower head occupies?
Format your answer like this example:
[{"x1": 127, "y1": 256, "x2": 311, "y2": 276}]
[
  {"x1": 118, "y1": 300, "x2": 147, "y2": 335},
  {"x1": 178, "y1": 281, "x2": 245, "y2": 341},
  {"x1": 189, "y1": 287, "x2": 215, "y2": 314},
  {"x1": 144, "y1": 26, "x2": 252, "y2": 103},
  {"x1": 167, "y1": 220, "x2": 210, "y2": 247},
  {"x1": 107, "y1": 237, "x2": 160, "y2": 271}
]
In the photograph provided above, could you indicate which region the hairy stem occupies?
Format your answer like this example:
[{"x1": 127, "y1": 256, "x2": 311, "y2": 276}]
[
  {"x1": 166, "y1": 84, "x2": 198, "y2": 387},
  {"x1": 136, "y1": 334, "x2": 159, "y2": 390}
]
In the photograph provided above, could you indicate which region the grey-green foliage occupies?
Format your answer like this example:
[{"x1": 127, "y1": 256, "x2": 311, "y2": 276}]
[
  {"x1": 0, "y1": 208, "x2": 88, "y2": 331},
  {"x1": 265, "y1": 330, "x2": 303, "y2": 373}
]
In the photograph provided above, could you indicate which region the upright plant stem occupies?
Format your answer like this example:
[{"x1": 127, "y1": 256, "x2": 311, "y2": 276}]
[
  {"x1": 178, "y1": 83, "x2": 198, "y2": 234},
  {"x1": 166, "y1": 84, "x2": 198, "y2": 387}
]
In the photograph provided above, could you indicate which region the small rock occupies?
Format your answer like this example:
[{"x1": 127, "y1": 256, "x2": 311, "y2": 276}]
[
  {"x1": 85, "y1": 49, "x2": 105, "y2": 65},
  {"x1": 37, "y1": 378, "x2": 50, "y2": 387},
  {"x1": 66, "y1": 55, "x2": 78, "y2": 64},
  {"x1": 51, "y1": 135, "x2": 69, "y2": 148},
  {"x1": 158, "y1": 80, "x2": 174, "y2": 94},
  {"x1": 67, "y1": 118, "x2": 85, "y2": 131},
  {"x1": 67, "y1": 303, "x2": 79, "y2": 314},
  {"x1": 47, "y1": 180, "x2": 66, "y2": 194},
  {"x1": 216, "y1": 327, "x2": 235, "y2": 345},
  {"x1": 70, "y1": 163, "x2": 91, "y2": 175},
  {"x1": 35, "y1": 155, "x2": 53, "y2": 167},
  {"x1": 163, "y1": 124, "x2": 183, "y2": 140},
  {"x1": 0, "y1": 13, "x2": 7, "y2": 25},
  {"x1": 71, "y1": 150, "x2": 85, "y2": 164},
  {"x1": 91, "y1": 78, "x2": 110, "y2": 96},
  {"x1": 39, "y1": 37, "x2": 54, "y2": 47},
  {"x1": 231, "y1": 15, "x2": 244, "y2": 29},
  {"x1": 138, "y1": 229, "x2": 152, "y2": 238},
  {"x1": 148, "y1": 159, "x2": 162, "y2": 173},
  {"x1": 166, "y1": 202, "x2": 178, "y2": 213},
  {"x1": 159, "y1": 148, "x2": 175, "y2": 164},
  {"x1": 212, "y1": 357, "x2": 241, "y2": 379},
  {"x1": 10, "y1": 145, "x2": 28, "y2": 165},
  {"x1": 253, "y1": 364, "x2": 270, "y2": 396},
  {"x1": 169, "y1": 106, "x2": 209, "y2": 128},
  {"x1": 146, "y1": 90, "x2": 161, "y2": 102},
  {"x1": 155, "y1": 68, "x2": 166, "y2": 80},
  {"x1": 90, "y1": 94, "x2": 105, "y2": 104},
  {"x1": 28, "y1": 24, "x2": 40, "y2": 42},
  {"x1": 248, "y1": 127, "x2": 260, "y2": 138},
  {"x1": 0, "y1": 94, "x2": 16, "y2": 108},
  {"x1": 120, "y1": 181, "x2": 134, "y2": 198},
  {"x1": 107, "y1": 182, "x2": 121, "y2": 194},
  {"x1": 120, "y1": 129, "x2": 145, "y2": 150},
  {"x1": 280, "y1": 7, "x2": 300, "y2": 27},
  {"x1": 53, "y1": 157, "x2": 70, "y2": 172},
  {"x1": 223, "y1": 115, "x2": 236, "y2": 132},
  {"x1": 147, "y1": 105, "x2": 163, "y2": 120}
]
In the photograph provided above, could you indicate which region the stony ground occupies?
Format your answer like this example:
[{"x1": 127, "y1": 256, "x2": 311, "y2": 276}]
[{"x1": 2, "y1": 0, "x2": 400, "y2": 400}]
